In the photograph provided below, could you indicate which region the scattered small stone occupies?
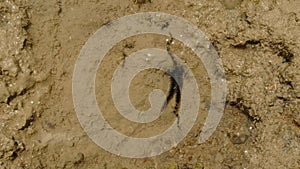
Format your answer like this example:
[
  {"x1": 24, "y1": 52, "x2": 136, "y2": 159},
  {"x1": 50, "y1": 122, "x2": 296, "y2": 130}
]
[
  {"x1": 230, "y1": 132, "x2": 249, "y2": 144},
  {"x1": 215, "y1": 152, "x2": 224, "y2": 163},
  {"x1": 73, "y1": 152, "x2": 84, "y2": 164}
]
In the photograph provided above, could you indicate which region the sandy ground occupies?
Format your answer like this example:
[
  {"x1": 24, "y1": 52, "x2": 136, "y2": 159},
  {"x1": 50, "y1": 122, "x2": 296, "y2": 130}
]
[{"x1": 0, "y1": 0, "x2": 299, "y2": 168}]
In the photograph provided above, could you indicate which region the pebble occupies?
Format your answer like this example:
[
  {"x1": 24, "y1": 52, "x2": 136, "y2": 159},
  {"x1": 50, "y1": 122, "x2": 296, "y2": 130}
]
[
  {"x1": 73, "y1": 153, "x2": 84, "y2": 164},
  {"x1": 230, "y1": 132, "x2": 249, "y2": 144},
  {"x1": 215, "y1": 152, "x2": 224, "y2": 163}
]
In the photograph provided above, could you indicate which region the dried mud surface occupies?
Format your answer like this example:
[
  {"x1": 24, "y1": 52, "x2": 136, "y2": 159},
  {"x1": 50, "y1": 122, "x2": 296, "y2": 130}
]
[{"x1": 0, "y1": 0, "x2": 299, "y2": 168}]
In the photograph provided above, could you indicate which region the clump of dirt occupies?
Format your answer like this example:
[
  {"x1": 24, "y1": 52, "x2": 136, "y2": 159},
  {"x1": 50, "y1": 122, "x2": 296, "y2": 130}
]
[
  {"x1": 0, "y1": 0, "x2": 299, "y2": 168},
  {"x1": 0, "y1": 0, "x2": 36, "y2": 163}
]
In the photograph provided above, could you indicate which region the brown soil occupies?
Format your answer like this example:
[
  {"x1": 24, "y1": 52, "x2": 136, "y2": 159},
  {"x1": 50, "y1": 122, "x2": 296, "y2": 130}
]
[{"x1": 0, "y1": 0, "x2": 299, "y2": 168}]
